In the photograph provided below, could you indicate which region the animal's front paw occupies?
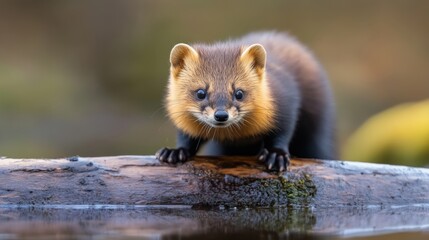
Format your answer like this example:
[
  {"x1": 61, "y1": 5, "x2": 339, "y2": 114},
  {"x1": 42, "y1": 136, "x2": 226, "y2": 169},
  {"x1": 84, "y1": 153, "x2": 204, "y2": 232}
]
[
  {"x1": 258, "y1": 148, "x2": 290, "y2": 172},
  {"x1": 156, "y1": 147, "x2": 190, "y2": 164}
]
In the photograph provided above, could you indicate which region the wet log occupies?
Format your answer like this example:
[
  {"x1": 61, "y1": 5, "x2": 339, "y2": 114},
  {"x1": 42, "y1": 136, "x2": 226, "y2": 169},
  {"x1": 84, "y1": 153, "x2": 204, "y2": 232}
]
[{"x1": 0, "y1": 156, "x2": 428, "y2": 207}]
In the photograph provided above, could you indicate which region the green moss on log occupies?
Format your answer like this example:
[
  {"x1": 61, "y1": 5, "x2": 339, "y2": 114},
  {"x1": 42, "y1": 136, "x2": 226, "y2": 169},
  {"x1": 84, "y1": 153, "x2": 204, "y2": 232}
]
[
  {"x1": 186, "y1": 158, "x2": 317, "y2": 207},
  {"x1": 260, "y1": 173, "x2": 316, "y2": 206}
]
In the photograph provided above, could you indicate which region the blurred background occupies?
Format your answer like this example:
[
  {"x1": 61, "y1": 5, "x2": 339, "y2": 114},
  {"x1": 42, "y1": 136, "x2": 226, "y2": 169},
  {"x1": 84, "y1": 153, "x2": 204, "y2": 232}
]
[{"x1": 0, "y1": 0, "x2": 428, "y2": 166}]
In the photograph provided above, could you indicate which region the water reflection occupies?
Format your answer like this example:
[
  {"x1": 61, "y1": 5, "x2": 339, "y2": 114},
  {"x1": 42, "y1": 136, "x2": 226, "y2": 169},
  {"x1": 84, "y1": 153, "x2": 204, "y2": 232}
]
[{"x1": 0, "y1": 205, "x2": 428, "y2": 239}]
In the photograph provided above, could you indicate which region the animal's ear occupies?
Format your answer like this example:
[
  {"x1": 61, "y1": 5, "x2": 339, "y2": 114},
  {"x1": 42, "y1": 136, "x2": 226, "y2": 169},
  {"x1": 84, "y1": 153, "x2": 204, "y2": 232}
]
[
  {"x1": 170, "y1": 43, "x2": 199, "y2": 78},
  {"x1": 240, "y1": 44, "x2": 266, "y2": 77}
]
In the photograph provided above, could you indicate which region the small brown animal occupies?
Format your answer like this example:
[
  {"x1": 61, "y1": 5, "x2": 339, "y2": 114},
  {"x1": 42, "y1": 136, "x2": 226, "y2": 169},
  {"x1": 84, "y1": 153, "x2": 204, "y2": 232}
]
[{"x1": 156, "y1": 32, "x2": 336, "y2": 172}]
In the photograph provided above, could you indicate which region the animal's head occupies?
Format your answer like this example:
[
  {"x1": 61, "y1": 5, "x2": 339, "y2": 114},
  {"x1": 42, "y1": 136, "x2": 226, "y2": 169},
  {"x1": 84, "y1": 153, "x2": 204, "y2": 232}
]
[{"x1": 165, "y1": 43, "x2": 275, "y2": 140}]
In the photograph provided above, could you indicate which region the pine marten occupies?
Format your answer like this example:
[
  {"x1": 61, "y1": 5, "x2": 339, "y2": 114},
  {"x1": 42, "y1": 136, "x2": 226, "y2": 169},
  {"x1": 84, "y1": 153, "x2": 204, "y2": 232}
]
[{"x1": 156, "y1": 32, "x2": 336, "y2": 172}]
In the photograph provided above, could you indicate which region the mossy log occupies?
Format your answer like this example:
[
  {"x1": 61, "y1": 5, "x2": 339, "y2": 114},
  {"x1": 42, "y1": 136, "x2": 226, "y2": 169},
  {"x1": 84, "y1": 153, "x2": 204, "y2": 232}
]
[{"x1": 0, "y1": 156, "x2": 428, "y2": 207}]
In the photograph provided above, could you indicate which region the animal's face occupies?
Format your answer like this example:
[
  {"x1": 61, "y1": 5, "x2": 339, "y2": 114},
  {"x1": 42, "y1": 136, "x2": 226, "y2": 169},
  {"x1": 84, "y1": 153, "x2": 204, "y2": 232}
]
[{"x1": 165, "y1": 43, "x2": 275, "y2": 140}]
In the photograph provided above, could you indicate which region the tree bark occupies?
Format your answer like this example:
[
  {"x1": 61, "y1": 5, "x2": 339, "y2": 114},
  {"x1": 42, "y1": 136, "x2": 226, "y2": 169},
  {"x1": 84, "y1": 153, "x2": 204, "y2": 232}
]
[{"x1": 0, "y1": 156, "x2": 428, "y2": 207}]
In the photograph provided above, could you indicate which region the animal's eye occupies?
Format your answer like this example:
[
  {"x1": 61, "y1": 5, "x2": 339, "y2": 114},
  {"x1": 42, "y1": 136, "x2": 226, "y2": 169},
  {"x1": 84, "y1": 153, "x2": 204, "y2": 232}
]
[
  {"x1": 234, "y1": 89, "x2": 244, "y2": 100},
  {"x1": 196, "y1": 89, "x2": 207, "y2": 100}
]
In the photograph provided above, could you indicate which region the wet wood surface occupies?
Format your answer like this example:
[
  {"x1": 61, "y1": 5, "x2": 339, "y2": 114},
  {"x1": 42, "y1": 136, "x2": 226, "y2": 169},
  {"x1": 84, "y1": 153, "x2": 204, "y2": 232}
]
[{"x1": 0, "y1": 156, "x2": 428, "y2": 207}]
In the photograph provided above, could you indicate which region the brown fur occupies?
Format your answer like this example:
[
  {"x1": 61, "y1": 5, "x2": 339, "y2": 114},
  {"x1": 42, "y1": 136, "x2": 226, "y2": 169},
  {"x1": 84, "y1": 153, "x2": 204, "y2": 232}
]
[
  {"x1": 166, "y1": 43, "x2": 276, "y2": 141},
  {"x1": 161, "y1": 31, "x2": 336, "y2": 163}
]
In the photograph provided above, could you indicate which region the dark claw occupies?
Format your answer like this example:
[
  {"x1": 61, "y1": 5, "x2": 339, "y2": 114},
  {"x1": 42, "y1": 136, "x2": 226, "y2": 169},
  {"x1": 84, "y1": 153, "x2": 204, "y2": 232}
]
[
  {"x1": 286, "y1": 154, "x2": 291, "y2": 167},
  {"x1": 267, "y1": 153, "x2": 276, "y2": 170},
  {"x1": 156, "y1": 147, "x2": 190, "y2": 164},
  {"x1": 157, "y1": 148, "x2": 171, "y2": 162},
  {"x1": 257, "y1": 148, "x2": 290, "y2": 172},
  {"x1": 178, "y1": 149, "x2": 187, "y2": 162},
  {"x1": 156, "y1": 147, "x2": 167, "y2": 160},
  {"x1": 258, "y1": 149, "x2": 269, "y2": 162},
  {"x1": 167, "y1": 151, "x2": 176, "y2": 163},
  {"x1": 277, "y1": 155, "x2": 285, "y2": 172}
]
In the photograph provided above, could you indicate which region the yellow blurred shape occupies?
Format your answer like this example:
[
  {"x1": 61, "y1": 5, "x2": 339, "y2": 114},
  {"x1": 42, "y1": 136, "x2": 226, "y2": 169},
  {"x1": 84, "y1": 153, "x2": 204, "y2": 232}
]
[{"x1": 343, "y1": 100, "x2": 429, "y2": 166}]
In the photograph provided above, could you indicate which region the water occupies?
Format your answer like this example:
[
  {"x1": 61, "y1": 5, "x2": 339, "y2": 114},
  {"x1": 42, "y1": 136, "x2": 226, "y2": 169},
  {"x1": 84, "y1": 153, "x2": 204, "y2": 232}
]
[{"x1": 1, "y1": 204, "x2": 429, "y2": 239}]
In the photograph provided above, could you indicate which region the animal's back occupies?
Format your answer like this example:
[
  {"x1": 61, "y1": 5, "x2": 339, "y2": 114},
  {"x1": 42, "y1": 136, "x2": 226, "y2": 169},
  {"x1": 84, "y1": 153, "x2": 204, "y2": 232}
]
[{"x1": 240, "y1": 32, "x2": 337, "y2": 159}]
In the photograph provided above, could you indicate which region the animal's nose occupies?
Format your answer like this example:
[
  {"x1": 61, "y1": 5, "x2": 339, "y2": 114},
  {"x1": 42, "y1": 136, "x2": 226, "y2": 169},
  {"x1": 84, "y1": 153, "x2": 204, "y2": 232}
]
[{"x1": 214, "y1": 110, "x2": 229, "y2": 122}]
